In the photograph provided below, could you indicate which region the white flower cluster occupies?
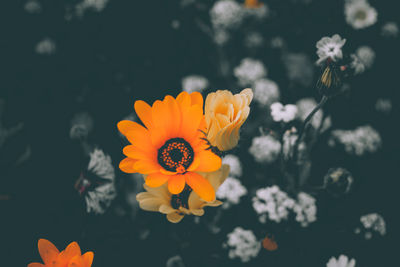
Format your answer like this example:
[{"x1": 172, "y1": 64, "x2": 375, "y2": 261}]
[
  {"x1": 217, "y1": 177, "x2": 247, "y2": 209},
  {"x1": 316, "y1": 34, "x2": 346, "y2": 65},
  {"x1": 252, "y1": 186, "x2": 295, "y2": 223},
  {"x1": 75, "y1": 0, "x2": 109, "y2": 16},
  {"x1": 282, "y1": 53, "x2": 314, "y2": 88},
  {"x1": 249, "y1": 135, "x2": 281, "y2": 164},
  {"x1": 181, "y1": 75, "x2": 209, "y2": 93},
  {"x1": 375, "y1": 98, "x2": 392, "y2": 114},
  {"x1": 270, "y1": 102, "x2": 297, "y2": 123},
  {"x1": 293, "y1": 192, "x2": 317, "y2": 227},
  {"x1": 359, "y1": 213, "x2": 386, "y2": 237},
  {"x1": 253, "y1": 78, "x2": 280, "y2": 107},
  {"x1": 381, "y1": 22, "x2": 399, "y2": 37},
  {"x1": 351, "y1": 46, "x2": 375, "y2": 74},
  {"x1": 329, "y1": 125, "x2": 382, "y2": 156},
  {"x1": 234, "y1": 58, "x2": 267, "y2": 86},
  {"x1": 345, "y1": 0, "x2": 377, "y2": 30},
  {"x1": 35, "y1": 38, "x2": 56, "y2": 55},
  {"x1": 210, "y1": 0, "x2": 244, "y2": 30},
  {"x1": 224, "y1": 227, "x2": 261, "y2": 262},
  {"x1": 326, "y1": 255, "x2": 356, "y2": 267},
  {"x1": 222, "y1": 154, "x2": 242, "y2": 177},
  {"x1": 85, "y1": 148, "x2": 116, "y2": 214}
]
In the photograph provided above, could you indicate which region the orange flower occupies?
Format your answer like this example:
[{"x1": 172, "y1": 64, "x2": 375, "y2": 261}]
[
  {"x1": 118, "y1": 92, "x2": 222, "y2": 202},
  {"x1": 28, "y1": 239, "x2": 94, "y2": 267},
  {"x1": 244, "y1": 0, "x2": 263, "y2": 8}
]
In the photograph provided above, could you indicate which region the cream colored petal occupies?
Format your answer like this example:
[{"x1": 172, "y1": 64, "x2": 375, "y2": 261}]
[
  {"x1": 138, "y1": 198, "x2": 165, "y2": 212},
  {"x1": 166, "y1": 212, "x2": 185, "y2": 223},
  {"x1": 159, "y1": 204, "x2": 177, "y2": 214}
]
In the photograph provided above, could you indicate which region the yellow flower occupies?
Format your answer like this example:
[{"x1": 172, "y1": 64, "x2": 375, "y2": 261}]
[
  {"x1": 205, "y1": 89, "x2": 253, "y2": 151},
  {"x1": 136, "y1": 164, "x2": 230, "y2": 223}
]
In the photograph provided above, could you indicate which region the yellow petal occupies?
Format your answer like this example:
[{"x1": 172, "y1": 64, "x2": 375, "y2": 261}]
[{"x1": 166, "y1": 212, "x2": 184, "y2": 223}]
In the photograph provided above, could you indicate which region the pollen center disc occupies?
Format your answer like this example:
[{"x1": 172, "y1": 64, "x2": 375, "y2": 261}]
[{"x1": 157, "y1": 138, "x2": 194, "y2": 172}]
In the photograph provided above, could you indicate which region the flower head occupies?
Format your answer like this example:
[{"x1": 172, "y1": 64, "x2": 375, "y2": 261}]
[
  {"x1": 210, "y1": 0, "x2": 244, "y2": 30},
  {"x1": 316, "y1": 34, "x2": 346, "y2": 65},
  {"x1": 28, "y1": 239, "x2": 94, "y2": 267},
  {"x1": 270, "y1": 102, "x2": 297, "y2": 123},
  {"x1": 345, "y1": 0, "x2": 377, "y2": 30},
  {"x1": 136, "y1": 164, "x2": 229, "y2": 223},
  {"x1": 216, "y1": 176, "x2": 247, "y2": 208},
  {"x1": 249, "y1": 135, "x2": 281, "y2": 163},
  {"x1": 205, "y1": 89, "x2": 253, "y2": 151},
  {"x1": 234, "y1": 58, "x2": 267, "y2": 86},
  {"x1": 181, "y1": 75, "x2": 209, "y2": 94},
  {"x1": 118, "y1": 92, "x2": 222, "y2": 202},
  {"x1": 323, "y1": 167, "x2": 354, "y2": 197},
  {"x1": 253, "y1": 78, "x2": 280, "y2": 107},
  {"x1": 224, "y1": 227, "x2": 261, "y2": 262},
  {"x1": 326, "y1": 255, "x2": 356, "y2": 267}
]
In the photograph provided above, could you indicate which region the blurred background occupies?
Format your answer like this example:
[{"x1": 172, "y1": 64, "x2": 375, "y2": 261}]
[{"x1": 1, "y1": 0, "x2": 399, "y2": 266}]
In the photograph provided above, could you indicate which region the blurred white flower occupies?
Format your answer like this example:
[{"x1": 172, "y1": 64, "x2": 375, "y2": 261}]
[
  {"x1": 35, "y1": 38, "x2": 56, "y2": 55},
  {"x1": 316, "y1": 34, "x2": 346, "y2": 65},
  {"x1": 270, "y1": 102, "x2": 297, "y2": 123},
  {"x1": 210, "y1": 0, "x2": 244, "y2": 30},
  {"x1": 355, "y1": 46, "x2": 375, "y2": 69},
  {"x1": 345, "y1": 0, "x2": 377, "y2": 30},
  {"x1": 166, "y1": 255, "x2": 185, "y2": 267},
  {"x1": 252, "y1": 185, "x2": 295, "y2": 223},
  {"x1": 214, "y1": 29, "x2": 230, "y2": 46},
  {"x1": 244, "y1": 4, "x2": 269, "y2": 20},
  {"x1": 234, "y1": 58, "x2": 267, "y2": 86},
  {"x1": 282, "y1": 128, "x2": 299, "y2": 159},
  {"x1": 70, "y1": 112, "x2": 94, "y2": 140},
  {"x1": 282, "y1": 53, "x2": 314, "y2": 87},
  {"x1": 244, "y1": 32, "x2": 264, "y2": 48},
  {"x1": 350, "y1": 54, "x2": 365, "y2": 75},
  {"x1": 329, "y1": 125, "x2": 382, "y2": 156},
  {"x1": 217, "y1": 177, "x2": 247, "y2": 209},
  {"x1": 381, "y1": 22, "x2": 399, "y2": 37},
  {"x1": 326, "y1": 255, "x2": 356, "y2": 267},
  {"x1": 360, "y1": 213, "x2": 386, "y2": 236},
  {"x1": 224, "y1": 227, "x2": 261, "y2": 262},
  {"x1": 375, "y1": 98, "x2": 392, "y2": 114},
  {"x1": 293, "y1": 192, "x2": 317, "y2": 227},
  {"x1": 88, "y1": 148, "x2": 115, "y2": 180},
  {"x1": 75, "y1": 0, "x2": 109, "y2": 16},
  {"x1": 296, "y1": 98, "x2": 323, "y2": 129},
  {"x1": 24, "y1": 0, "x2": 42, "y2": 14},
  {"x1": 253, "y1": 78, "x2": 280, "y2": 107},
  {"x1": 181, "y1": 75, "x2": 209, "y2": 93},
  {"x1": 249, "y1": 135, "x2": 281, "y2": 164},
  {"x1": 222, "y1": 154, "x2": 242, "y2": 177}
]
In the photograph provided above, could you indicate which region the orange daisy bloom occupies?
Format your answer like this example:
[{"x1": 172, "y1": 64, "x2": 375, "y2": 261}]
[
  {"x1": 28, "y1": 239, "x2": 94, "y2": 267},
  {"x1": 118, "y1": 92, "x2": 222, "y2": 202}
]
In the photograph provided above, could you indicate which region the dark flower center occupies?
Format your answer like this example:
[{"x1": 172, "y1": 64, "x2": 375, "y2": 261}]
[
  {"x1": 171, "y1": 185, "x2": 192, "y2": 209},
  {"x1": 157, "y1": 138, "x2": 194, "y2": 173}
]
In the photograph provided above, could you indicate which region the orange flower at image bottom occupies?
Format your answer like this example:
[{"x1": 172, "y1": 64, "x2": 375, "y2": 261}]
[
  {"x1": 118, "y1": 92, "x2": 222, "y2": 202},
  {"x1": 28, "y1": 239, "x2": 94, "y2": 267}
]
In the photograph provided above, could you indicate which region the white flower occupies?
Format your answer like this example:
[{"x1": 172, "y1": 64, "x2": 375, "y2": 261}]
[
  {"x1": 244, "y1": 32, "x2": 264, "y2": 48},
  {"x1": 282, "y1": 53, "x2": 314, "y2": 87},
  {"x1": 252, "y1": 186, "x2": 295, "y2": 223},
  {"x1": 249, "y1": 135, "x2": 281, "y2": 164},
  {"x1": 326, "y1": 255, "x2": 356, "y2": 267},
  {"x1": 329, "y1": 125, "x2": 381, "y2": 156},
  {"x1": 217, "y1": 177, "x2": 247, "y2": 208},
  {"x1": 293, "y1": 192, "x2": 317, "y2": 227},
  {"x1": 316, "y1": 34, "x2": 346, "y2": 65},
  {"x1": 210, "y1": 0, "x2": 244, "y2": 30},
  {"x1": 345, "y1": 0, "x2": 377, "y2": 30},
  {"x1": 355, "y1": 46, "x2": 375, "y2": 69},
  {"x1": 75, "y1": 0, "x2": 109, "y2": 16},
  {"x1": 350, "y1": 54, "x2": 365, "y2": 75},
  {"x1": 88, "y1": 148, "x2": 115, "y2": 180},
  {"x1": 214, "y1": 29, "x2": 230, "y2": 46},
  {"x1": 234, "y1": 58, "x2": 267, "y2": 86},
  {"x1": 360, "y1": 213, "x2": 386, "y2": 236},
  {"x1": 224, "y1": 227, "x2": 261, "y2": 262},
  {"x1": 381, "y1": 22, "x2": 399, "y2": 37},
  {"x1": 296, "y1": 98, "x2": 324, "y2": 129},
  {"x1": 24, "y1": 0, "x2": 42, "y2": 14},
  {"x1": 181, "y1": 75, "x2": 209, "y2": 93},
  {"x1": 270, "y1": 102, "x2": 297, "y2": 123},
  {"x1": 222, "y1": 154, "x2": 242, "y2": 177},
  {"x1": 375, "y1": 98, "x2": 392, "y2": 113},
  {"x1": 35, "y1": 38, "x2": 56, "y2": 55},
  {"x1": 253, "y1": 78, "x2": 280, "y2": 106}
]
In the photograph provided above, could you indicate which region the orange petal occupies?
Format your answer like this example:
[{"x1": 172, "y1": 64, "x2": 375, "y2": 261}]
[
  {"x1": 164, "y1": 95, "x2": 181, "y2": 137},
  {"x1": 122, "y1": 145, "x2": 155, "y2": 161},
  {"x1": 151, "y1": 100, "x2": 175, "y2": 139},
  {"x1": 118, "y1": 121, "x2": 154, "y2": 150},
  {"x1": 67, "y1": 255, "x2": 85, "y2": 267},
  {"x1": 82, "y1": 252, "x2": 94, "y2": 267},
  {"x1": 180, "y1": 105, "x2": 203, "y2": 142},
  {"x1": 185, "y1": 172, "x2": 215, "y2": 202},
  {"x1": 176, "y1": 91, "x2": 191, "y2": 110},
  {"x1": 28, "y1": 263, "x2": 45, "y2": 267},
  {"x1": 145, "y1": 173, "x2": 169, "y2": 187},
  {"x1": 117, "y1": 120, "x2": 137, "y2": 136},
  {"x1": 190, "y1": 92, "x2": 204, "y2": 109},
  {"x1": 38, "y1": 239, "x2": 59, "y2": 265},
  {"x1": 134, "y1": 160, "x2": 160, "y2": 174},
  {"x1": 134, "y1": 100, "x2": 153, "y2": 129},
  {"x1": 167, "y1": 175, "x2": 186, "y2": 194},
  {"x1": 193, "y1": 150, "x2": 222, "y2": 172},
  {"x1": 62, "y1": 242, "x2": 81, "y2": 259},
  {"x1": 119, "y1": 158, "x2": 137, "y2": 173}
]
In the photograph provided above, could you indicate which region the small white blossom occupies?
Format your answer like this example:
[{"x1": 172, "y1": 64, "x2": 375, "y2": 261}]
[
  {"x1": 252, "y1": 186, "x2": 295, "y2": 223},
  {"x1": 270, "y1": 102, "x2": 297, "y2": 123},
  {"x1": 217, "y1": 177, "x2": 247, "y2": 208},
  {"x1": 181, "y1": 75, "x2": 209, "y2": 93},
  {"x1": 234, "y1": 58, "x2": 267, "y2": 86},
  {"x1": 75, "y1": 0, "x2": 109, "y2": 16},
  {"x1": 222, "y1": 154, "x2": 242, "y2": 177},
  {"x1": 244, "y1": 32, "x2": 264, "y2": 48},
  {"x1": 381, "y1": 22, "x2": 399, "y2": 37},
  {"x1": 329, "y1": 125, "x2": 381, "y2": 156},
  {"x1": 375, "y1": 98, "x2": 392, "y2": 114},
  {"x1": 350, "y1": 54, "x2": 365, "y2": 75},
  {"x1": 355, "y1": 46, "x2": 375, "y2": 69},
  {"x1": 345, "y1": 0, "x2": 377, "y2": 30},
  {"x1": 253, "y1": 78, "x2": 280, "y2": 106},
  {"x1": 24, "y1": 0, "x2": 42, "y2": 14},
  {"x1": 210, "y1": 0, "x2": 244, "y2": 30},
  {"x1": 293, "y1": 192, "x2": 317, "y2": 227},
  {"x1": 360, "y1": 213, "x2": 386, "y2": 236},
  {"x1": 283, "y1": 53, "x2": 314, "y2": 87},
  {"x1": 249, "y1": 135, "x2": 281, "y2": 164},
  {"x1": 316, "y1": 34, "x2": 346, "y2": 65},
  {"x1": 35, "y1": 38, "x2": 56, "y2": 55},
  {"x1": 224, "y1": 227, "x2": 261, "y2": 262},
  {"x1": 326, "y1": 255, "x2": 356, "y2": 267},
  {"x1": 214, "y1": 29, "x2": 230, "y2": 46}
]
